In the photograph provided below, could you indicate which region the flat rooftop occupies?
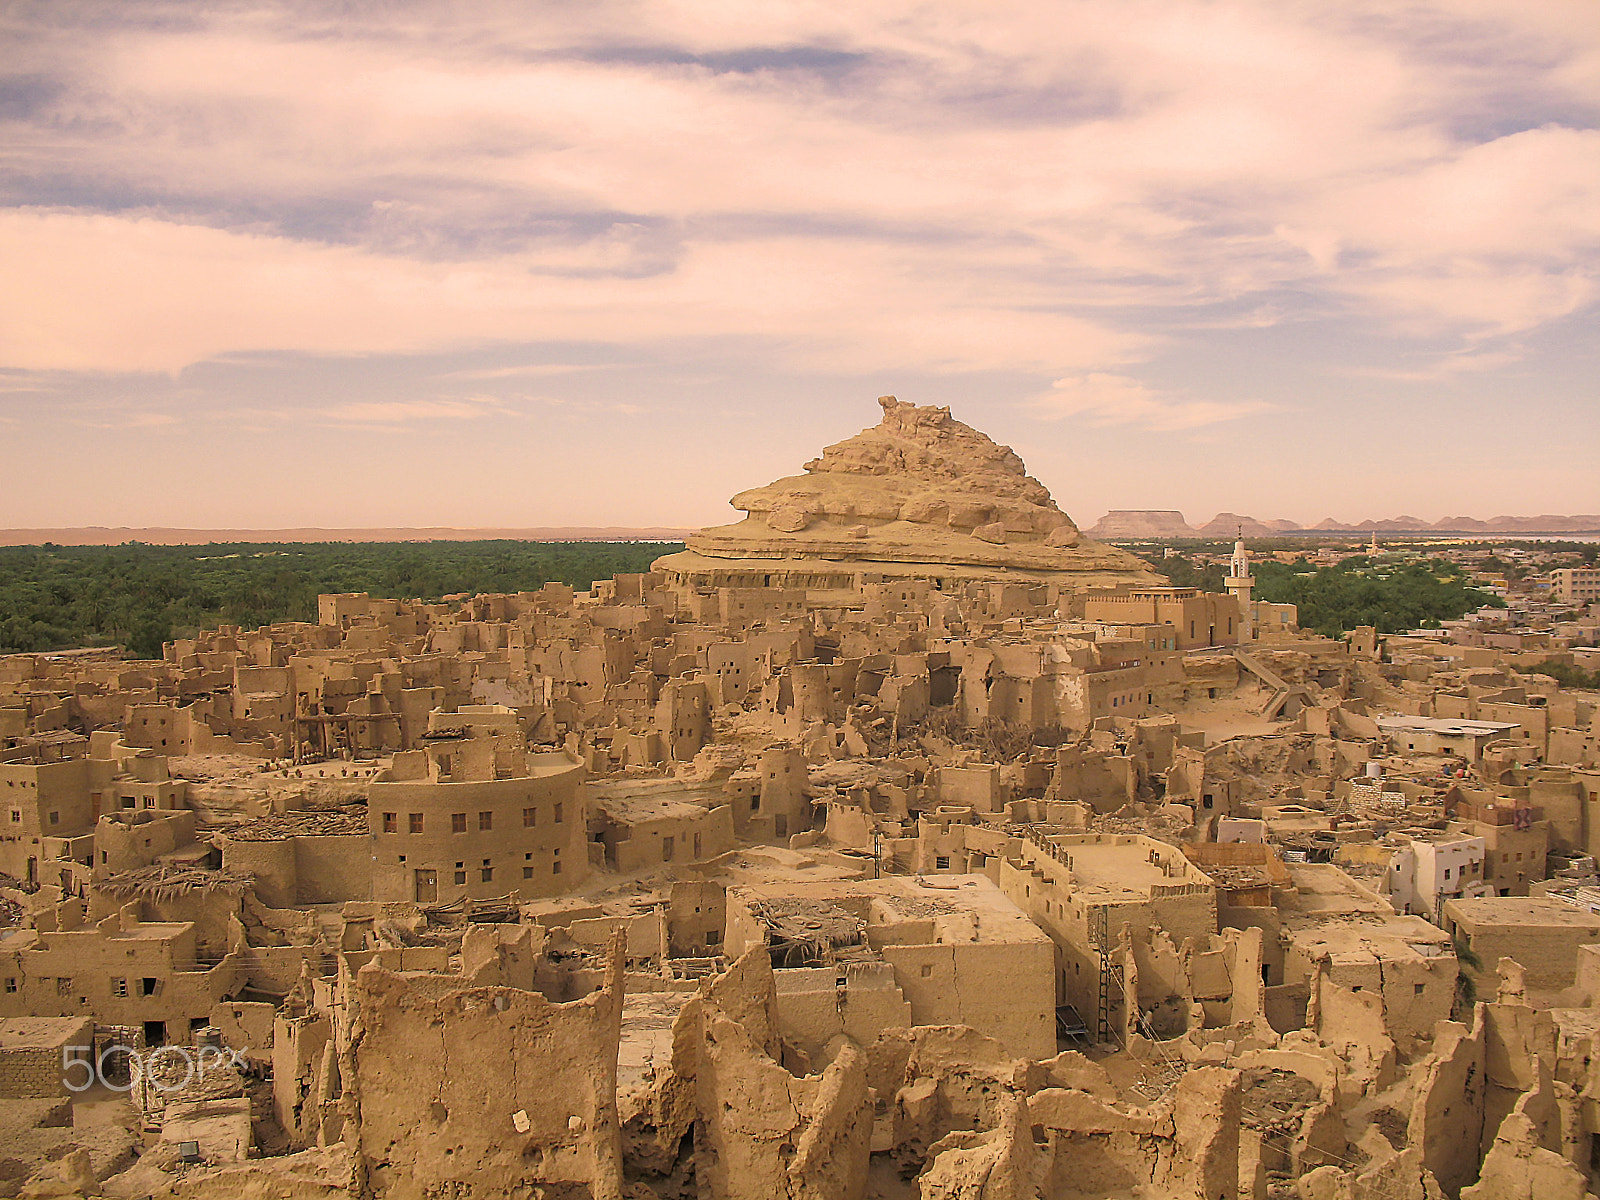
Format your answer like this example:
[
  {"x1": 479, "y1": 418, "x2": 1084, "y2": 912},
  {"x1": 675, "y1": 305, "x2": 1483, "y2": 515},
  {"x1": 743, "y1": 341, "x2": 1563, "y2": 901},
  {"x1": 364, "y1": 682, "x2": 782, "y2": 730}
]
[
  {"x1": 617, "y1": 991, "x2": 693, "y2": 1117},
  {"x1": 1445, "y1": 896, "x2": 1600, "y2": 934},
  {"x1": 1377, "y1": 716, "x2": 1522, "y2": 736},
  {"x1": 1281, "y1": 863, "x2": 1392, "y2": 919},
  {"x1": 1286, "y1": 915, "x2": 1454, "y2": 963},
  {"x1": 1041, "y1": 834, "x2": 1213, "y2": 900},
  {"x1": 0, "y1": 1016, "x2": 92, "y2": 1050},
  {"x1": 588, "y1": 778, "x2": 729, "y2": 821},
  {"x1": 1066, "y1": 842, "x2": 1185, "y2": 893},
  {"x1": 737, "y1": 874, "x2": 1050, "y2": 948}
]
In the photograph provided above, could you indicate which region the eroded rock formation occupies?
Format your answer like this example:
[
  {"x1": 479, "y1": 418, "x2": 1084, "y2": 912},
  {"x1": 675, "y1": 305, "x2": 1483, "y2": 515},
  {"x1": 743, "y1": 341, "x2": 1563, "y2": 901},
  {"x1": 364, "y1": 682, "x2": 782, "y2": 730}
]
[{"x1": 654, "y1": 397, "x2": 1163, "y2": 591}]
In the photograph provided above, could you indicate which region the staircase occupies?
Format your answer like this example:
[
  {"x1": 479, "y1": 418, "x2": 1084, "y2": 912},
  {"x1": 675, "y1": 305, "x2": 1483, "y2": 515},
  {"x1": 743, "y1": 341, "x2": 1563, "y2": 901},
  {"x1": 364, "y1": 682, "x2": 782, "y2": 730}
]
[{"x1": 1233, "y1": 650, "x2": 1305, "y2": 719}]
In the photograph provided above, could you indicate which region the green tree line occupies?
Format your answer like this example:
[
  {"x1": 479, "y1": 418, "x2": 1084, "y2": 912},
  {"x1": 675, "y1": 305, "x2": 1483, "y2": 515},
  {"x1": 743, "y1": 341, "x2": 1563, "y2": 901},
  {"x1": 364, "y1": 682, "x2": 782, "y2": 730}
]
[
  {"x1": 1252, "y1": 557, "x2": 1503, "y2": 636},
  {"x1": 1142, "y1": 552, "x2": 1503, "y2": 636},
  {"x1": 0, "y1": 541, "x2": 683, "y2": 658}
]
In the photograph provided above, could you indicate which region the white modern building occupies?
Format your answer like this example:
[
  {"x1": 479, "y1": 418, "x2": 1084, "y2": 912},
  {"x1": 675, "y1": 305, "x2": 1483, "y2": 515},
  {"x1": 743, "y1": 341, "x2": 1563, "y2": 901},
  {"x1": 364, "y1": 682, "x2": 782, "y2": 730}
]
[{"x1": 1387, "y1": 830, "x2": 1491, "y2": 919}]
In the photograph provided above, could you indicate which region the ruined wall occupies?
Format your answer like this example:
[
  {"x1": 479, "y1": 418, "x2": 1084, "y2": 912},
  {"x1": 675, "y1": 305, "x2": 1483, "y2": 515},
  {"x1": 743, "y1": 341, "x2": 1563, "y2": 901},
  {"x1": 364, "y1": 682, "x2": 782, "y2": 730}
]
[
  {"x1": 273, "y1": 1012, "x2": 333, "y2": 1149},
  {"x1": 349, "y1": 938, "x2": 625, "y2": 1200},
  {"x1": 86, "y1": 883, "x2": 244, "y2": 959},
  {"x1": 1406, "y1": 999, "x2": 1564, "y2": 1199},
  {"x1": 668, "y1": 880, "x2": 728, "y2": 957},
  {"x1": 772, "y1": 963, "x2": 913, "y2": 1062},
  {"x1": 881, "y1": 1024, "x2": 1243, "y2": 1200},
  {"x1": 0, "y1": 1017, "x2": 93, "y2": 1098},
  {"x1": 620, "y1": 947, "x2": 873, "y2": 1200},
  {"x1": 209, "y1": 1000, "x2": 275, "y2": 1062},
  {"x1": 695, "y1": 1006, "x2": 872, "y2": 1200},
  {"x1": 878, "y1": 939, "x2": 1056, "y2": 1062}
]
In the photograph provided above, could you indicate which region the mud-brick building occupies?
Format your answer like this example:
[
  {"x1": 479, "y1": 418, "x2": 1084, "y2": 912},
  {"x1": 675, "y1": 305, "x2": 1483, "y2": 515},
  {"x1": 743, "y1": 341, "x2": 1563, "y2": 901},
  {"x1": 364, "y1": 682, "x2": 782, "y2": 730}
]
[
  {"x1": 1443, "y1": 894, "x2": 1600, "y2": 991},
  {"x1": 0, "y1": 1016, "x2": 94, "y2": 1098},
  {"x1": 0, "y1": 905, "x2": 246, "y2": 1047},
  {"x1": 723, "y1": 873, "x2": 1057, "y2": 1061},
  {"x1": 993, "y1": 832, "x2": 1219, "y2": 1038},
  {"x1": 368, "y1": 728, "x2": 590, "y2": 904},
  {"x1": 0, "y1": 758, "x2": 96, "y2": 886}
]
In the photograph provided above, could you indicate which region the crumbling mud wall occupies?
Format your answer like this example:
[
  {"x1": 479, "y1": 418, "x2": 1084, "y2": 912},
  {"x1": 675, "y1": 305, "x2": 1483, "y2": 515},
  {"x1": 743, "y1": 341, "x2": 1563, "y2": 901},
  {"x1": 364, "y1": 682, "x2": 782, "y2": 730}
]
[
  {"x1": 1461, "y1": 1109, "x2": 1590, "y2": 1200},
  {"x1": 866, "y1": 1021, "x2": 1242, "y2": 1200},
  {"x1": 694, "y1": 1010, "x2": 872, "y2": 1200},
  {"x1": 272, "y1": 1007, "x2": 333, "y2": 1148},
  {"x1": 1030, "y1": 1067, "x2": 1242, "y2": 1200},
  {"x1": 1405, "y1": 995, "x2": 1576, "y2": 1199},
  {"x1": 619, "y1": 947, "x2": 873, "y2": 1200},
  {"x1": 347, "y1": 936, "x2": 626, "y2": 1200}
]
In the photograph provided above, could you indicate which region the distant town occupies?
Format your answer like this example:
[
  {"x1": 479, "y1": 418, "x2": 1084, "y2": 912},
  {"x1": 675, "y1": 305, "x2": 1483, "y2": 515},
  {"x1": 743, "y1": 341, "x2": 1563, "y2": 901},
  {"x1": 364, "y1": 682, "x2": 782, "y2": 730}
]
[{"x1": 1, "y1": 399, "x2": 1596, "y2": 1200}]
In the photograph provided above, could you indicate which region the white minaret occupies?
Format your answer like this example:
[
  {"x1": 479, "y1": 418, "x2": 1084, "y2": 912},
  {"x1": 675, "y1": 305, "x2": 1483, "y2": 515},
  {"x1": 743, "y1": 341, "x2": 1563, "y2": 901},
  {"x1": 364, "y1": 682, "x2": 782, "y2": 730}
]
[{"x1": 1225, "y1": 529, "x2": 1255, "y2": 641}]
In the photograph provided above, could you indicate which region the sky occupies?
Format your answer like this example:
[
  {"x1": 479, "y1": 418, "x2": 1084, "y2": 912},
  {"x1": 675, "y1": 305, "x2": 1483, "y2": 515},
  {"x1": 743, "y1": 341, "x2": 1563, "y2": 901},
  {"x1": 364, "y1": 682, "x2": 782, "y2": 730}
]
[{"x1": 1, "y1": 0, "x2": 1597, "y2": 531}]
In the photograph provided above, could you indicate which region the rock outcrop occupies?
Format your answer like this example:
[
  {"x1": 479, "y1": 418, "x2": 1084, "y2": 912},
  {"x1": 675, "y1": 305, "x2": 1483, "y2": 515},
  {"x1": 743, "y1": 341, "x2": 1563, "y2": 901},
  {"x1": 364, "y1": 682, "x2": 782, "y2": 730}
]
[
  {"x1": 1087, "y1": 510, "x2": 1197, "y2": 538},
  {"x1": 653, "y1": 397, "x2": 1163, "y2": 592},
  {"x1": 1193, "y1": 513, "x2": 1286, "y2": 538}
]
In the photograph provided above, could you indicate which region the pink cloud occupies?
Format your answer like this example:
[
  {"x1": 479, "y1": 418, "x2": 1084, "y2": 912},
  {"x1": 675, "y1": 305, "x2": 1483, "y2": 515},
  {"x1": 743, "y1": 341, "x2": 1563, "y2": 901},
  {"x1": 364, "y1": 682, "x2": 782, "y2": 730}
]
[
  {"x1": 0, "y1": 211, "x2": 1147, "y2": 374},
  {"x1": 1, "y1": 0, "x2": 1595, "y2": 380},
  {"x1": 1031, "y1": 373, "x2": 1281, "y2": 431}
]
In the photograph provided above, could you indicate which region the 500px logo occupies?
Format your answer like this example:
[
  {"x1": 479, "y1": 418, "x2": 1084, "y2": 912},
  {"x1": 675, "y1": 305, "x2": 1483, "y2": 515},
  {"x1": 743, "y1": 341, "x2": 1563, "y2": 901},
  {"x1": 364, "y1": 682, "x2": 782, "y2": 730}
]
[{"x1": 61, "y1": 1044, "x2": 247, "y2": 1093}]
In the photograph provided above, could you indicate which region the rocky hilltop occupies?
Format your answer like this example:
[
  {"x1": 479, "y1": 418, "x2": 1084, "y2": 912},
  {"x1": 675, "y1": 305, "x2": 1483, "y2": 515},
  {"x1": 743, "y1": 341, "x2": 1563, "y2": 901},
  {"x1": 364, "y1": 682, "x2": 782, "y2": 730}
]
[
  {"x1": 1087, "y1": 511, "x2": 1296, "y2": 538},
  {"x1": 653, "y1": 397, "x2": 1162, "y2": 590},
  {"x1": 1192, "y1": 513, "x2": 1297, "y2": 538},
  {"x1": 1090, "y1": 510, "x2": 1196, "y2": 538}
]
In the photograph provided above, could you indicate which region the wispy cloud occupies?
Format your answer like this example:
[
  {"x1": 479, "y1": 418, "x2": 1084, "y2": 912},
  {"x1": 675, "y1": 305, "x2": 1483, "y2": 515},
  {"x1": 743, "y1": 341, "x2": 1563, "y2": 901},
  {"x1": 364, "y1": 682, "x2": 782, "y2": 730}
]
[
  {"x1": 319, "y1": 397, "x2": 519, "y2": 426},
  {"x1": 441, "y1": 363, "x2": 618, "y2": 381},
  {"x1": 70, "y1": 410, "x2": 179, "y2": 430},
  {"x1": 0, "y1": 1, "x2": 1594, "y2": 380},
  {"x1": 1337, "y1": 347, "x2": 1533, "y2": 383},
  {"x1": 1031, "y1": 373, "x2": 1282, "y2": 431},
  {"x1": 0, "y1": 1, "x2": 1594, "y2": 526},
  {"x1": 219, "y1": 394, "x2": 522, "y2": 430},
  {"x1": 528, "y1": 396, "x2": 648, "y2": 416}
]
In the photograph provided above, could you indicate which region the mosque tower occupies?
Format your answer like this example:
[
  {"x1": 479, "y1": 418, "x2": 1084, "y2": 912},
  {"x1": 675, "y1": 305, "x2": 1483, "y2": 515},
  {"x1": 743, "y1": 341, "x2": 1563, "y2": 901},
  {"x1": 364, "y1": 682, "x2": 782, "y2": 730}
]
[{"x1": 1225, "y1": 528, "x2": 1255, "y2": 641}]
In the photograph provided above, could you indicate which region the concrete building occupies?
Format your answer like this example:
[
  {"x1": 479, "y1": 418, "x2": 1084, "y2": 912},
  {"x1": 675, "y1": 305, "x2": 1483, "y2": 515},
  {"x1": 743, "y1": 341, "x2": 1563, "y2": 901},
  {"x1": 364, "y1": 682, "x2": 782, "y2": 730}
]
[
  {"x1": 1550, "y1": 568, "x2": 1600, "y2": 605},
  {"x1": 1375, "y1": 715, "x2": 1524, "y2": 762},
  {"x1": 1385, "y1": 829, "x2": 1491, "y2": 919}
]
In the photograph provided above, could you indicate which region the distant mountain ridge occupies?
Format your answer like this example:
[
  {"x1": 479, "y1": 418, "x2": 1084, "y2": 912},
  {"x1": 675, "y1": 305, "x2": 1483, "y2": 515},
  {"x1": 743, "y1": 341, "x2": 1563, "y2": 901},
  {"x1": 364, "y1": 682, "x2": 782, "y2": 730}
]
[
  {"x1": 1085, "y1": 512, "x2": 1600, "y2": 537},
  {"x1": 0, "y1": 527, "x2": 698, "y2": 547}
]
